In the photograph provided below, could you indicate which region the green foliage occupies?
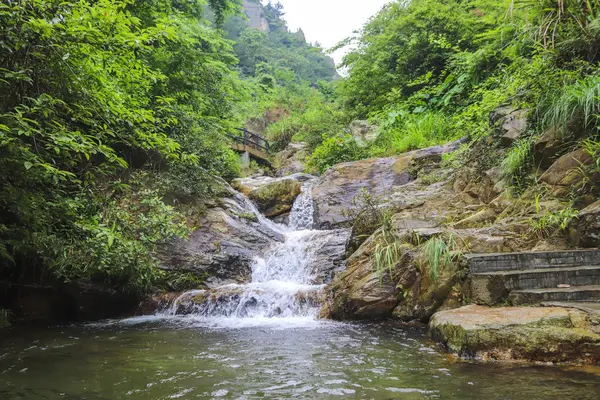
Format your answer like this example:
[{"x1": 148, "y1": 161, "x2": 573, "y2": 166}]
[
  {"x1": 0, "y1": 0, "x2": 244, "y2": 294},
  {"x1": 225, "y1": 3, "x2": 337, "y2": 85},
  {"x1": 306, "y1": 135, "x2": 367, "y2": 174},
  {"x1": 529, "y1": 207, "x2": 579, "y2": 238},
  {"x1": 371, "y1": 112, "x2": 455, "y2": 156},
  {"x1": 500, "y1": 137, "x2": 535, "y2": 190},
  {"x1": 265, "y1": 87, "x2": 344, "y2": 151},
  {"x1": 373, "y1": 215, "x2": 403, "y2": 283},
  {"x1": 541, "y1": 74, "x2": 600, "y2": 135},
  {"x1": 0, "y1": 309, "x2": 11, "y2": 328},
  {"x1": 422, "y1": 234, "x2": 461, "y2": 284},
  {"x1": 161, "y1": 271, "x2": 208, "y2": 292},
  {"x1": 335, "y1": 0, "x2": 600, "y2": 199}
]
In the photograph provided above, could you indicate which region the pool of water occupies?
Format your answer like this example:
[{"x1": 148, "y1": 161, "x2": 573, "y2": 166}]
[{"x1": 1, "y1": 316, "x2": 599, "y2": 399}]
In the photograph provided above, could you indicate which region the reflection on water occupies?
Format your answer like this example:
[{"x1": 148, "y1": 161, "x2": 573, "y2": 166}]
[{"x1": 1, "y1": 318, "x2": 599, "y2": 399}]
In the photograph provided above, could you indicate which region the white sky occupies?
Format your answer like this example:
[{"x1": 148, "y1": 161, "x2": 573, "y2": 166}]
[{"x1": 264, "y1": 0, "x2": 391, "y2": 65}]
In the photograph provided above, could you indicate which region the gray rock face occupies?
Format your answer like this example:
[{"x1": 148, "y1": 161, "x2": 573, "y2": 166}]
[
  {"x1": 575, "y1": 200, "x2": 600, "y2": 247},
  {"x1": 304, "y1": 229, "x2": 351, "y2": 284},
  {"x1": 349, "y1": 120, "x2": 379, "y2": 147},
  {"x1": 275, "y1": 142, "x2": 309, "y2": 177},
  {"x1": 490, "y1": 106, "x2": 528, "y2": 147},
  {"x1": 311, "y1": 141, "x2": 462, "y2": 229},
  {"x1": 158, "y1": 189, "x2": 282, "y2": 288}
]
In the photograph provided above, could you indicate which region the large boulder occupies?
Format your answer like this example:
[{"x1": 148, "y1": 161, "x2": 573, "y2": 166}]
[
  {"x1": 490, "y1": 106, "x2": 528, "y2": 147},
  {"x1": 311, "y1": 141, "x2": 462, "y2": 229},
  {"x1": 321, "y1": 235, "x2": 417, "y2": 320},
  {"x1": 302, "y1": 229, "x2": 351, "y2": 284},
  {"x1": 275, "y1": 142, "x2": 309, "y2": 177},
  {"x1": 574, "y1": 200, "x2": 600, "y2": 247},
  {"x1": 539, "y1": 148, "x2": 594, "y2": 195},
  {"x1": 533, "y1": 128, "x2": 567, "y2": 169},
  {"x1": 232, "y1": 173, "x2": 314, "y2": 218},
  {"x1": 248, "y1": 179, "x2": 302, "y2": 217},
  {"x1": 158, "y1": 189, "x2": 282, "y2": 288},
  {"x1": 430, "y1": 305, "x2": 600, "y2": 364},
  {"x1": 349, "y1": 120, "x2": 379, "y2": 147}
]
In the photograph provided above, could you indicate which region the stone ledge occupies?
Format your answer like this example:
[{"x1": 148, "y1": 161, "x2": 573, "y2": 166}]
[{"x1": 429, "y1": 305, "x2": 600, "y2": 364}]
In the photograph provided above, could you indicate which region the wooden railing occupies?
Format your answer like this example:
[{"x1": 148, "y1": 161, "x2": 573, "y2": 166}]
[{"x1": 226, "y1": 128, "x2": 270, "y2": 154}]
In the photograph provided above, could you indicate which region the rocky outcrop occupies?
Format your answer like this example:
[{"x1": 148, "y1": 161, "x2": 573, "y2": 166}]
[
  {"x1": 430, "y1": 305, "x2": 600, "y2": 364},
  {"x1": 311, "y1": 140, "x2": 463, "y2": 229},
  {"x1": 539, "y1": 148, "x2": 594, "y2": 195},
  {"x1": 349, "y1": 120, "x2": 379, "y2": 147},
  {"x1": 248, "y1": 179, "x2": 302, "y2": 217},
  {"x1": 321, "y1": 234, "x2": 414, "y2": 320},
  {"x1": 232, "y1": 173, "x2": 314, "y2": 218},
  {"x1": 158, "y1": 190, "x2": 282, "y2": 289},
  {"x1": 575, "y1": 200, "x2": 600, "y2": 247},
  {"x1": 303, "y1": 229, "x2": 351, "y2": 284},
  {"x1": 275, "y1": 142, "x2": 308, "y2": 177},
  {"x1": 490, "y1": 106, "x2": 528, "y2": 147}
]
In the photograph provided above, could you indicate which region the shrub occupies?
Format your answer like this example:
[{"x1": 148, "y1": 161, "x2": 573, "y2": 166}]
[
  {"x1": 306, "y1": 134, "x2": 367, "y2": 174},
  {"x1": 371, "y1": 112, "x2": 455, "y2": 156}
]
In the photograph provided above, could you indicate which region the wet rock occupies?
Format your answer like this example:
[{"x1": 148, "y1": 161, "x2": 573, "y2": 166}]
[
  {"x1": 158, "y1": 190, "x2": 282, "y2": 289},
  {"x1": 275, "y1": 142, "x2": 309, "y2": 177},
  {"x1": 248, "y1": 178, "x2": 302, "y2": 217},
  {"x1": 322, "y1": 231, "x2": 418, "y2": 320},
  {"x1": 574, "y1": 200, "x2": 600, "y2": 247},
  {"x1": 349, "y1": 120, "x2": 379, "y2": 147},
  {"x1": 233, "y1": 173, "x2": 316, "y2": 218},
  {"x1": 429, "y1": 305, "x2": 600, "y2": 364},
  {"x1": 304, "y1": 229, "x2": 351, "y2": 284},
  {"x1": 453, "y1": 208, "x2": 497, "y2": 229},
  {"x1": 490, "y1": 107, "x2": 528, "y2": 147},
  {"x1": 539, "y1": 148, "x2": 594, "y2": 195},
  {"x1": 311, "y1": 141, "x2": 462, "y2": 229}
]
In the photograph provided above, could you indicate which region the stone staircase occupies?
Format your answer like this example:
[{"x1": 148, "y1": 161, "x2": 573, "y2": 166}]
[{"x1": 467, "y1": 250, "x2": 600, "y2": 306}]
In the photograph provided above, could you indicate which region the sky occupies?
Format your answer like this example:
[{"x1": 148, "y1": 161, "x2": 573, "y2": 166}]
[{"x1": 265, "y1": 0, "x2": 391, "y2": 65}]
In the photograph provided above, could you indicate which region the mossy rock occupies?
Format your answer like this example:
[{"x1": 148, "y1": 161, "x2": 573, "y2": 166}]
[
  {"x1": 248, "y1": 179, "x2": 302, "y2": 217},
  {"x1": 430, "y1": 305, "x2": 600, "y2": 364}
]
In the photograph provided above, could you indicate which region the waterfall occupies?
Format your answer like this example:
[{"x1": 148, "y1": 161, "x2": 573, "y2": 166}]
[
  {"x1": 289, "y1": 183, "x2": 315, "y2": 230},
  {"x1": 162, "y1": 181, "x2": 347, "y2": 324}
]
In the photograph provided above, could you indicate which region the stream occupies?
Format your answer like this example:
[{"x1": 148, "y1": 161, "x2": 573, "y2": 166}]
[{"x1": 1, "y1": 183, "x2": 599, "y2": 399}]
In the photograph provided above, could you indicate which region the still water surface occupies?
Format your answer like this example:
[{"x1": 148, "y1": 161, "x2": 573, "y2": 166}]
[{"x1": 1, "y1": 316, "x2": 599, "y2": 399}]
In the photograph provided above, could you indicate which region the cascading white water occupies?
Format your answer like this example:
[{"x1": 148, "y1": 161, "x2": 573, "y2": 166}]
[
  {"x1": 163, "y1": 181, "x2": 341, "y2": 323},
  {"x1": 289, "y1": 183, "x2": 314, "y2": 230}
]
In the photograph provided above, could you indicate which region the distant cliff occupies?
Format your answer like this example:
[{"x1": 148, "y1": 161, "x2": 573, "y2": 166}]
[{"x1": 242, "y1": 0, "x2": 270, "y2": 32}]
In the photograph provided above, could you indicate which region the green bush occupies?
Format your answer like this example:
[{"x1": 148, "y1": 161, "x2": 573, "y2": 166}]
[
  {"x1": 306, "y1": 135, "x2": 367, "y2": 174},
  {"x1": 372, "y1": 112, "x2": 454, "y2": 156}
]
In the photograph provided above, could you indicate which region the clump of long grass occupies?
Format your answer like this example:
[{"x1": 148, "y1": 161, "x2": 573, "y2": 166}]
[
  {"x1": 500, "y1": 137, "x2": 535, "y2": 189},
  {"x1": 541, "y1": 74, "x2": 600, "y2": 135},
  {"x1": 0, "y1": 309, "x2": 12, "y2": 328},
  {"x1": 422, "y1": 234, "x2": 461, "y2": 283},
  {"x1": 529, "y1": 207, "x2": 579, "y2": 239},
  {"x1": 373, "y1": 111, "x2": 453, "y2": 156},
  {"x1": 373, "y1": 215, "x2": 403, "y2": 282}
]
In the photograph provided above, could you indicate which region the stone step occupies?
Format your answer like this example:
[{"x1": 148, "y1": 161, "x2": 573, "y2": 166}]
[
  {"x1": 473, "y1": 265, "x2": 600, "y2": 291},
  {"x1": 466, "y1": 250, "x2": 600, "y2": 274},
  {"x1": 541, "y1": 301, "x2": 600, "y2": 317},
  {"x1": 510, "y1": 285, "x2": 600, "y2": 305}
]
